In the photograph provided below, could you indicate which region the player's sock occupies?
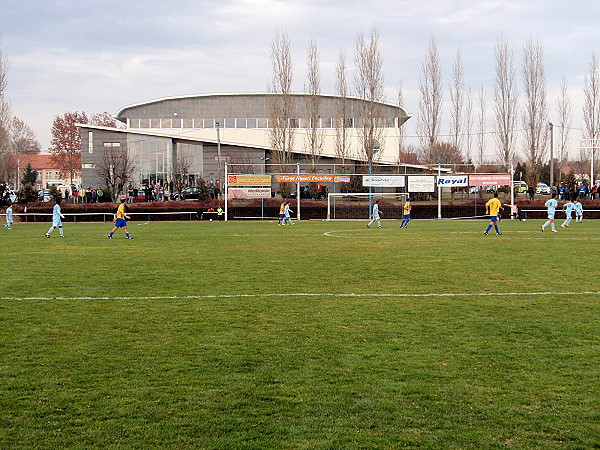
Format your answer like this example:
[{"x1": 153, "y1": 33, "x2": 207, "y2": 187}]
[
  {"x1": 494, "y1": 225, "x2": 500, "y2": 234},
  {"x1": 126, "y1": 232, "x2": 131, "y2": 238},
  {"x1": 485, "y1": 224, "x2": 492, "y2": 233},
  {"x1": 551, "y1": 223, "x2": 556, "y2": 231},
  {"x1": 109, "y1": 231, "x2": 114, "y2": 237},
  {"x1": 59, "y1": 227, "x2": 63, "y2": 237},
  {"x1": 47, "y1": 226, "x2": 54, "y2": 235}
]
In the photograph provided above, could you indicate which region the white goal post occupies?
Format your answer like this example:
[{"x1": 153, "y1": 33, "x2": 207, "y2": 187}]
[{"x1": 327, "y1": 192, "x2": 410, "y2": 221}]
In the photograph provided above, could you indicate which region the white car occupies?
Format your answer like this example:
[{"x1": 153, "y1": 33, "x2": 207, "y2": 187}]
[{"x1": 536, "y1": 183, "x2": 551, "y2": 195}]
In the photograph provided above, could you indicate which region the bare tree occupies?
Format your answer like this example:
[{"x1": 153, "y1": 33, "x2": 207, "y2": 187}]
[
  {"x1": 0, "y1": 36, "x2": 12, "y2": 184},
  {"x1": 493, "y1": 35, "x2": 519, "y2": 169},
  {"x1": 449, "y1": 50, "x2": 464, "y2": 153},
  {"x1": 522, "y1": 37, "x2": 548, "y2": 185},
  {"x1": 268, "y1": 29, "x2": 295, "y2": 169},
  {"x1": 9, "y1": 117, "x2": 41, "y2": 155},
  {"x1": 418, "y1": 37, "x2": 443, "y2": 164},
  {"x1": 582, "y1": 53, "x2": 600, "y2": 179},
  {"x1": 464, "y1": 88, "x2": 474, "y2": 163},
  {"x1": 171, "y1": 146, "x2": 194, "y2": 192},
  {"x1": 354, "y1": 26, "x2": 385, "y2": 165},
  {"x1": 96, "y1": 145, "x2": 136, "y2": 201},
  {"x1": 91, "y1": 112, "x2": 119, "y2": 128},
  {"x1": 556, "y1": 75, "x2": 572, "y2": 182},
  {"x1": 396, "y1": 79, "x2": 406, "y2": 165},
  {"x1": 477, "y1": 86, "x2": 487, "y2": 166},
  {"x1": 304, "y1": 37, "x2": 324, "y2": 175},
  {"x1": 334, "y1": 50, "x2": 352, "y2": 167}
]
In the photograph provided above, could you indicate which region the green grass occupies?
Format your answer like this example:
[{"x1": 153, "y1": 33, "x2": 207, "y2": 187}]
[{"x1": 1, "y1": 219, "x2": 599, "y2": 448}]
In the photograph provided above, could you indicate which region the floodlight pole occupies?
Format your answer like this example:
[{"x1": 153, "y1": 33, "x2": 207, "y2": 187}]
[
  {"x1": 297, "y1": 162, "x2": 301, "y2": 221},
  {"x1": 549, "y1": 122, "x2": 554, "y2": 190},
  {"x1": 224, "y1": 162, "x2": 228, "y2": 222},
  {"x1": 437, "y1": 164, "x2": 442, "y2": 219},
  {"x1": 216, "y1": 121, "x2": 222, "y2": 187}
]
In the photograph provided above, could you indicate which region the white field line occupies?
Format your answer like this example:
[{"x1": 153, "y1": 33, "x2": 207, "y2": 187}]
[{"x1": 3, "y1": 291, "x2": 600, "y2": 301}]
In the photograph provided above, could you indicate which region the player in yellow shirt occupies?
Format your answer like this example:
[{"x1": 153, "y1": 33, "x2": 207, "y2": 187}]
[
  {"x1": 484, "y1": 192, "x2": 503, "y2": 235},
  {"x1": 400, "y1": 198, "x2": 411, "y2": 228},
  {"x1": 277, "y1": 201, "x2": 286, "y2": 226},
  {"x1": 108, "y1": 197, "x2": 133, "y2": 239}
]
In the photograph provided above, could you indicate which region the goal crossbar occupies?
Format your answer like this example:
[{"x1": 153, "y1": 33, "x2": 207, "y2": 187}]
[{"x1": 327, "y1": 192, "x2": 409, "y2": 221}]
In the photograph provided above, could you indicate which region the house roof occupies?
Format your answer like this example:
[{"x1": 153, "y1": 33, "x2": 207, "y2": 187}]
[{"x1": 17, "y1": 154, "x2": 55, "y2": 170}]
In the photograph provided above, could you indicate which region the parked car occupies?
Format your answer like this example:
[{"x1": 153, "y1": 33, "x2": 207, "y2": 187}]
[
  {"x1": 175, "y1": 187, "x2": 201, "y2": 201},
  {"x1": 536, "y1": 182, "x2": 551, "y2": 195},
  {"x1": 513, "y1": 181, "x2": 527, "y2": 193},
  {"x1": 290, "y1": 185, "x2": 311, "y2": 199}
]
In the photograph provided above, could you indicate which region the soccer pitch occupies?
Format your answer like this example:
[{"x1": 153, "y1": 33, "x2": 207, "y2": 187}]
[{"x1": 1, "y1": 219, "x2": 599, "y2": 448}]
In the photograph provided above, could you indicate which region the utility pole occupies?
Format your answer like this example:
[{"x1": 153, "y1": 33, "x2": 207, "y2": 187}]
[
  {"x1": 216, "y1": 121, "x2": 222, "y2": 186},
  {"x1": 549, "y1": 122, "x2": 554, "y2": 190}
]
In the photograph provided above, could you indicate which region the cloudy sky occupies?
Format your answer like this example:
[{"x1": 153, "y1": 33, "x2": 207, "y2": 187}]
[{"x1": 1, "y1": 0, "x2": 598, "y2": 158}]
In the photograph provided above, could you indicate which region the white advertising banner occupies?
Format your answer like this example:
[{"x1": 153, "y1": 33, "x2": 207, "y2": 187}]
[
  {"x1": 408, "y1": 176, "x2": 435, "y2": 192},
  {"x1": 228, "y1": 187, "x2": 271, "y2": 199},
  {"x1": 362, "y1": 175, "x2": 406, "y2": 187},
  {"x1": 437, "y1": 175, "x2": 469, "y2": 186}
]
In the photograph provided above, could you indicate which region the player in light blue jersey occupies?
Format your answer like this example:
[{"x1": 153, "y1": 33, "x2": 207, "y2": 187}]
[
  {"x1": 46, "y1": 199, "x2": 66, "y2": 238},
  {"x1": 561, "y1": 199, "x2": 574, "y2": 228},
  {"x1": 574, "y1": 200, "x2": 583, "y2": 222},
  {"x1": 367, "y1": 200, "x2": 381, "y2": 228},
  {"x1": 5, "y1": 203, "x2": 13, "y2": 230},
  {"x1": 541, "y1": 193, "x2": 558, "y2": 232}
]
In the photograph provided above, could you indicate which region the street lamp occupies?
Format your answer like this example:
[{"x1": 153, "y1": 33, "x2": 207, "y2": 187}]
[
  {"x1": 549, "y1": 122, "x2": 554, "y2": 190},
  {"x1": 216, "y1": 120, "x2": 222, "y2": 186}
]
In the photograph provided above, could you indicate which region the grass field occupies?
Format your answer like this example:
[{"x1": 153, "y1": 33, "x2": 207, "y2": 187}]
[{"x1": 1, "y1": 218, "x2": 599, "y2": 448}]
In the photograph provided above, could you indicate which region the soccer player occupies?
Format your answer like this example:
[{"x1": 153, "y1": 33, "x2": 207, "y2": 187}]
[
  {"x1": 484, "y1": 192, "x2": 503, "y2": 235},
  {"x1": 284, "y1": 201, "x2": 295, "y2": 225},
  {"x1": 277, "y1": 201, "x2": 286, "y2": 226},
  {"x1": 5, "y1": 203, "x2": 13, "y2": 230},
  {"x1": 574, "y1": 200, "x2": 583, "y2": 222},
  {"x1": 400, "y1": 198, "x2": 411, "y2": 228},
  {"x1": 504, "y1": 202, "x2": 523, "y2": 221},
  {"x1": 561, "y1": 199, "x2": 575, "y2": 228},
  {"x1": 367, "y1": 200, "x2": 382, "y2": 228},
  {"x1": 45, "y1": 198, "x2": 66, "y2": 238},
  {"x1": 541, "y1": 193, "x2": 558, "y2": 232},
  {"x1": 108, "y1": 197, "x2": 133, "y2": 239}
]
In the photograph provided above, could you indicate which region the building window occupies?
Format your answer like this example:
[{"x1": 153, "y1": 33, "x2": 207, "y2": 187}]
[
  {"x1": 103, "y1": 142, "x2": 121, "y2": 147},
  {"x1": 46, "y1": 171, "x2": 52, "y2": 179},
  {"x1": 247, "y1": 118, "x2": 257, "y2": 128},
  {"x1": 55, "y1": 171, "x2": 61, "y2": 180},
  {"x1": 236, "y1": 118, "x2": 247, "y2": 128},
  {"x1": 88, "y1": 131, "x2": 93, "y2": 153},
  {"x1": 82, "y1": 163, "x2": 96, "y2": 169}
]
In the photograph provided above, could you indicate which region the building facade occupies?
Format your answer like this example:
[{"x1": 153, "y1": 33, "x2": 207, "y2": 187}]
[
  {"x1": 17, "y1": 154, "x2": 81, "y2": 191},
  {"x1": 79, "y1": 92, "x2": 411, "y2": 190}
]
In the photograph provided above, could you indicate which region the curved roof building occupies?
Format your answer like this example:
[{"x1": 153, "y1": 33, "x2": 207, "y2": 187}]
[{"x1": 79, "y1": 92, "x2": 411, "y2": 189}]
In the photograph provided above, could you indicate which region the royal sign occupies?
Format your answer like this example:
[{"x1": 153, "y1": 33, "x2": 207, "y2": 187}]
[{"x1": 437, "y1": 175, "x2": 468, "y2": 186}]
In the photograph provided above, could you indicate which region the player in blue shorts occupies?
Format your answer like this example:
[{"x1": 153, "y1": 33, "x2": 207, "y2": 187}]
[
  {"x1": 108, "y1": 197, "x2": 133, "y2": 239},
  {"x1": 400, "y1": 198, "x2": 411, "y2": 228},
  {"x1": 484, "y1": 192, "x2": 503, "y2": 235}
]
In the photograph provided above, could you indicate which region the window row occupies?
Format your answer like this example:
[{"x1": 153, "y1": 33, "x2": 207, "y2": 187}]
[{"x1": 128, "y1": 117, "x2": 398, "y2": 130}]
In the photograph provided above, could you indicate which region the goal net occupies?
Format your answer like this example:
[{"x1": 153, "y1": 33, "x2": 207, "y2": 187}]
[{"x1": 327, "y1": 192, "x2": 410, "y2": 221}]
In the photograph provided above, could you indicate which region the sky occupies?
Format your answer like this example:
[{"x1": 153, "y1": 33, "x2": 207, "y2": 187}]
[{"x1": 1, "y1": 0, "x2": 598, "y2": 159}]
